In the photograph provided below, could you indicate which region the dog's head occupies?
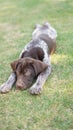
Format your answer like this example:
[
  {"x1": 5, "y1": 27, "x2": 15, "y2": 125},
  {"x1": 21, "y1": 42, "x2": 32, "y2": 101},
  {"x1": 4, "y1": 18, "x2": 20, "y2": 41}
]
[
  {"x1": 32, "y1": 22, "x2": 57, "y2": 40},
  {"x1": 11, "y1": 57, "x2": 48, "y2": 90}
]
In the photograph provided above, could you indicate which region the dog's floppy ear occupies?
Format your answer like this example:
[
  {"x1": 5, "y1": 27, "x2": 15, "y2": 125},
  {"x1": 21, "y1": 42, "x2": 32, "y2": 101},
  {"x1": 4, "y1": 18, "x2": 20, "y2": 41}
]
[
  {"x1": 10, "y1": 60, "x2": 19, "y2": 71},
  {"x1": 32, "y1": 60, "x2": 48, "y2": 76}
]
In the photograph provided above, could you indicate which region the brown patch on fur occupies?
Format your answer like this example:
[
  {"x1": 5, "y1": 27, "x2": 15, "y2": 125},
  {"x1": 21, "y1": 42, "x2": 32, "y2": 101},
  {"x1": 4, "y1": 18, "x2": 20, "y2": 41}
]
[
  {"x1": 11, "y1": 57, "x2": 48, "y2": 90},
  {"x1": 39, "y1": 34, "x2": 56, "y2": 54},
  {"x1": 21, "y1": 47, "x2": 44, "y2": 61}
]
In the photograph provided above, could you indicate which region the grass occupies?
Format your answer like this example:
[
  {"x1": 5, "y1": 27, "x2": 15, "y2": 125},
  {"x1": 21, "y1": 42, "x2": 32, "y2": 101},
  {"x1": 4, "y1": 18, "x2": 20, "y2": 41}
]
[{"x1": 0, "y1": 0, "x2": 73, "y2": 130}]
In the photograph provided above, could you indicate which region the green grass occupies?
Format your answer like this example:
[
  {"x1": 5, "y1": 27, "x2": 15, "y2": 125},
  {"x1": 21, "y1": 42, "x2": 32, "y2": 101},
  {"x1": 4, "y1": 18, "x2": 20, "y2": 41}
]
[{"x1": 0, "y1": 0, "x2": 73, "y2": 130}]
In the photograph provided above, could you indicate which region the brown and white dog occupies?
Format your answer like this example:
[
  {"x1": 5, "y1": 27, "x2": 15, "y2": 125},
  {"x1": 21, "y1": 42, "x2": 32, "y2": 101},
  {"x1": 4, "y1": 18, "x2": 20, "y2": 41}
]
[{"x1": 0, "y1": 22, "x2": 57, "y2": 94}]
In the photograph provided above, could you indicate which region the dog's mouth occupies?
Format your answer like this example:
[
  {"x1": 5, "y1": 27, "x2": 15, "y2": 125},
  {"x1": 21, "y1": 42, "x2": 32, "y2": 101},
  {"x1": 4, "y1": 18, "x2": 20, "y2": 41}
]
[{"x1": 15, "y1": 76, "x2": 34, "y2": 90}]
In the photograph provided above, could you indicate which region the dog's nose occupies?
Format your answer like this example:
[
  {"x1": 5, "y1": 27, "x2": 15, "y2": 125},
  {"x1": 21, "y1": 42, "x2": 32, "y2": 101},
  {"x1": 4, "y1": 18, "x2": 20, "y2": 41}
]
[{"x1": 16, "y1": 80, "x2": 26, "y2": 90}]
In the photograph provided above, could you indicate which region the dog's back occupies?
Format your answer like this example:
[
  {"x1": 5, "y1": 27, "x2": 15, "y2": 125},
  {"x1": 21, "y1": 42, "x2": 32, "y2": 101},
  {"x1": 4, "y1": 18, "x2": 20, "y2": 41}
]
[
  {"x1": 38, "y1": 34, "x2": 56, "y2": 54},
  {"x1": 32, "y1": 22, "x2": 57, "y2": 54}
]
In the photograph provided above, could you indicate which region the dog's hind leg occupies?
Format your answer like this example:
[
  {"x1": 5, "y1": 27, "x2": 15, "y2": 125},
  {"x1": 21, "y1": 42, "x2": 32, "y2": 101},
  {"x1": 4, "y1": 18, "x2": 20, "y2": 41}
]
[{"x1": 0, "y1": 72, "x2": 16, "y2": 93}]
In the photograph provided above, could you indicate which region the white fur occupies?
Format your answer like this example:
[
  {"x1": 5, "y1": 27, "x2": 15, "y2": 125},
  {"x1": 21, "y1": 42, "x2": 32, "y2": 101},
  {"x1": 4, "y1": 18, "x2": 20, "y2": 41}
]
[{"x1": 32, "y1": 22, "x2": 57, "y2": 40}]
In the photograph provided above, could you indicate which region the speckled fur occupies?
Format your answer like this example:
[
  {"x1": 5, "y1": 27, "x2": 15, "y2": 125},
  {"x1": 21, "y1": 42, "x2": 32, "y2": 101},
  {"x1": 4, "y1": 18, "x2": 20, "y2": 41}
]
[{"x1": 0, "y1": 22, "x2": 57, "y2": 94}]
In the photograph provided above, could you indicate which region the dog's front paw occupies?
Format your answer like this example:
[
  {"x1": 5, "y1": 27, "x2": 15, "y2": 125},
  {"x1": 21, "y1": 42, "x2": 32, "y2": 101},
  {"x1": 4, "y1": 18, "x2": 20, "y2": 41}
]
[
  {"x1": 29, "y1": 85, "x2": 42, "y2": 95},
  {"x1": 0, "y1": 83, "x2": 11, "y2": 94}
]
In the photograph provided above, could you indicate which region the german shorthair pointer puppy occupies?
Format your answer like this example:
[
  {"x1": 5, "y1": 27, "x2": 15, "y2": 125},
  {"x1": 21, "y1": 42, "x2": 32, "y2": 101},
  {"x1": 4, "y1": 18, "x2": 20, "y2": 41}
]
[{"x1": 0, "y1": 22, "x2": 57, "y2": 94}]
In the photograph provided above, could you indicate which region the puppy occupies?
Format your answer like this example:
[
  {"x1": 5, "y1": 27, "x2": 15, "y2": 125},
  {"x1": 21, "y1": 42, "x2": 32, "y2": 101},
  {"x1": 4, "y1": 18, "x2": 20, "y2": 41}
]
[{"x1": 0, "y1": 22, "x2": 57, "y2": 94}]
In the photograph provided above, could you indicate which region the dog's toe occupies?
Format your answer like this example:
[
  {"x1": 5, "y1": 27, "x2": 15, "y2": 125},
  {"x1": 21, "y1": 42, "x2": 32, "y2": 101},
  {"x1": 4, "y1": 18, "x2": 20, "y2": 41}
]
[
  {"x1": 0, "y1": 83, "x2": 11, "y2": 94},
  {"x1": 29, "y1": 86, "x2": 42, "y2": 95}
]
